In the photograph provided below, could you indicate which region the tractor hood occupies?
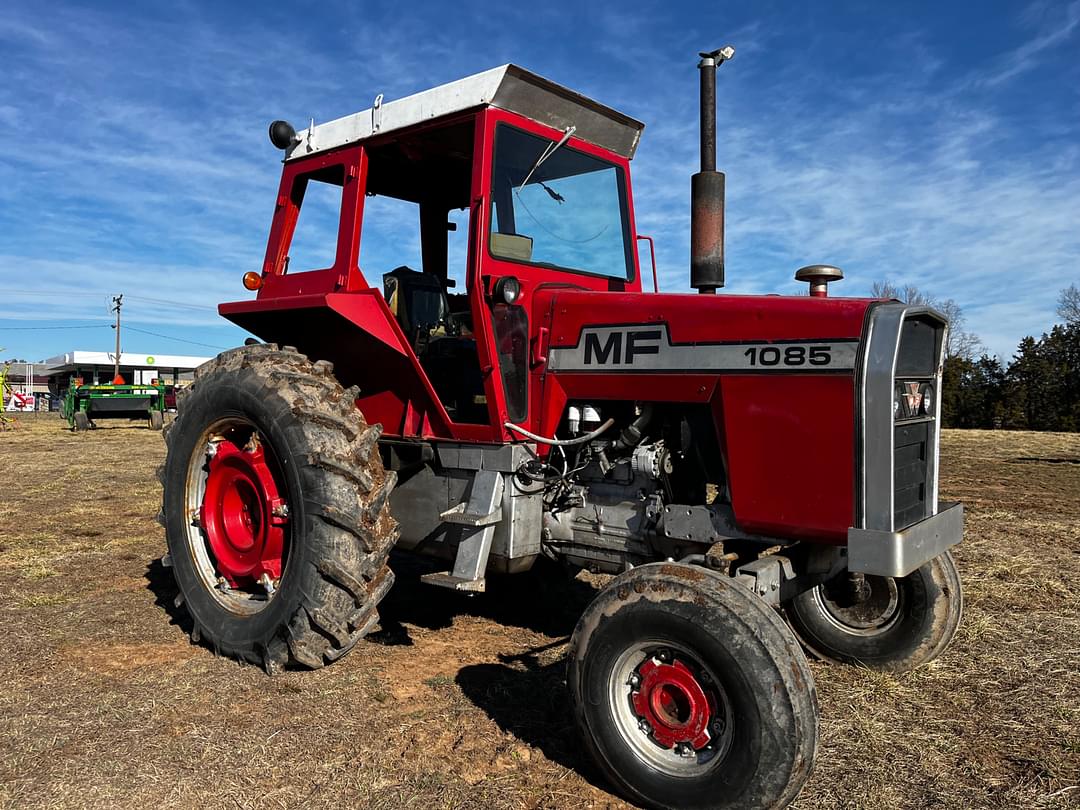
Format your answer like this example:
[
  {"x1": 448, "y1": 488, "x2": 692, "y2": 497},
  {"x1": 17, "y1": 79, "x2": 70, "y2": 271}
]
[{"x1": 537, "y1": 290, "x2": 876, "y2": 375}]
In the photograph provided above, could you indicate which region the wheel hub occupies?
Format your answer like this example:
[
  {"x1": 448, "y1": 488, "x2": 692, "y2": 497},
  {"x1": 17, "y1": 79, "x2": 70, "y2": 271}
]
[
  {"x1": 631, "y1": 656, "x2": 713, "y2": 750},
  {"x1": 818, "y1": 574, "x2": 901, "y2": 632},
  {"x1": 200, "y1": 437, "x2": 288, "y2": 586}
]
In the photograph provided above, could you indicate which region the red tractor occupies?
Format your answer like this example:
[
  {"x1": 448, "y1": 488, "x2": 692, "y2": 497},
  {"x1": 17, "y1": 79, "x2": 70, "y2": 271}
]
[{"x1": 160, "y1": 48, "x2": 963, "y2": 809}]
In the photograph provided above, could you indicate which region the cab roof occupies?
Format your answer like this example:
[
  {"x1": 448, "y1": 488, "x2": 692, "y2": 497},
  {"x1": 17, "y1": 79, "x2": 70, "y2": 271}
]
[{"x1": 285, "y1": 64, "x2": 645, "y2": 162}]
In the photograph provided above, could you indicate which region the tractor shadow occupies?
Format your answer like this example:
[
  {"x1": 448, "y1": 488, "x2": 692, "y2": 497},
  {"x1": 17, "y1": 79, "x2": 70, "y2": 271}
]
[
  {"x1": 374, "y1": 557, "x2": 614, "y2": 790},
  {"x1": 145, "y1": 557, "x2": 195, "y2": 639},
  {"x1": 146, "y1": 552, "x2": 614, "y2": 789},
  {"x1": 454, "y1": 647, "x2": 614, "y2": 787},
  {"x1": 368, "y1": 554, "x2": 601, "y2": 645},
  {"x1": 145, "y1": 551, "x2": 601, "y2": 652}
]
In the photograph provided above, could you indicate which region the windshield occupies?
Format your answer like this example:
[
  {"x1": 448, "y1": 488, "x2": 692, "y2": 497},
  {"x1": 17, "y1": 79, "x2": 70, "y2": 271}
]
[{"x1": 489, "y1": 124, "x2": 633, "y2": 280}]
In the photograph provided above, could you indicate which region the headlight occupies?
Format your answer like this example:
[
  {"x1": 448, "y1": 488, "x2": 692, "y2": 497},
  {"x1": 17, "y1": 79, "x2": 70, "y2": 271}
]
[
  {"x1": 919, "y1": 383, "x2": 934, "y2": 417},
  {"x1": 268, "y1": 120, "x2": 298, "y2": 150},
  {"x1": 493, "y1": 276, "x2": 521, "y2": 304}
]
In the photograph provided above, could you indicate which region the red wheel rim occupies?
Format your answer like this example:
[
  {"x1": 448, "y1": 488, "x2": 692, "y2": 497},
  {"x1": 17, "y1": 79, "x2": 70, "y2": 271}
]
[
  {"x1": 200, "y1": 437, "x2": 288, "y2": 586},
  {"x1": 631, "y1": 657, "x2": 714, "y2": 750}
]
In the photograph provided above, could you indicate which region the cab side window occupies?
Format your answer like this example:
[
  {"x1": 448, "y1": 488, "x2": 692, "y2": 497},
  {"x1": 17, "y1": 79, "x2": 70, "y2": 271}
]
[{"x1": 285, "y1": 165, "x2": 345, "y2": 273}]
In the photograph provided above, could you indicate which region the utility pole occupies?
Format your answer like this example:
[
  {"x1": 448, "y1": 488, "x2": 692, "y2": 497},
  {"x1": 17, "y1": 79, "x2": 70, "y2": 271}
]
[{"x1": 111, "y1": 294, "x2": 123, "y2": 383}]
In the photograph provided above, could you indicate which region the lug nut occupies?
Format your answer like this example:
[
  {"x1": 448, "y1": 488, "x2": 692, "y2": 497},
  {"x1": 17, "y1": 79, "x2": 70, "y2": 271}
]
[
  {"x1": 628, "y1": 674, "x2": 641, "y2": 689},
  {"x1": 638, "y1": 719, "x2": 652, "y2": 734},
  {"x1": 258, "y1": 573, "x2": 277, "y2": 596}
]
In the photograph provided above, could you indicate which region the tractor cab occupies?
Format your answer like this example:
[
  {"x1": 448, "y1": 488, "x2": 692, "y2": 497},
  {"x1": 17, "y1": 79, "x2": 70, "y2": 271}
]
[{"x1": 220, "y1": 65, "x2": 644, "y2": 442}]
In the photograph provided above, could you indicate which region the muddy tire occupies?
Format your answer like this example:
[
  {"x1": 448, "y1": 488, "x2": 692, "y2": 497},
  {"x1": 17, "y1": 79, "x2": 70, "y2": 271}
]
[
  {"x1": 149, "y1": 410, "x2": 163, "y2": 431},
  {"x1": 158, "y1": 343, "x2": 398, "y2": 672},
  {"x1": 568, "y1": 563, "x2": 817, "y2": 810},
  {"x1": 73, "y1": 411, "x2": 90, "y2": 432},
  {"x1": 784, "y1": 550, "x2": 962, "y2": 672}
]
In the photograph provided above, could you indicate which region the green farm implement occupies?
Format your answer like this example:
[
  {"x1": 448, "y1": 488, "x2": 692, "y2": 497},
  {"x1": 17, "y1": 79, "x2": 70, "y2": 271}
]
[{"x1": 62, "y1": 378, "x2": 166, "y2": 431}]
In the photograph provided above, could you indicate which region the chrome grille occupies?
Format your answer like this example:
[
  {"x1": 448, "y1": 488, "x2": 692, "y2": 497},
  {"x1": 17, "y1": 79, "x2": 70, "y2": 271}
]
[
  {"x1": 860, "y1": 305, "x2": 946, "y2": 532},
  {"x1": 894, "y1": 420, "x2": 930, "y2": 528}
]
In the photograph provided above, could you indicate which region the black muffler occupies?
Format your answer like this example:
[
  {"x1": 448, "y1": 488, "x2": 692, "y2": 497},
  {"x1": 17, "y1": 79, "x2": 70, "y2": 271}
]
[{"x1": 690, "y1": 46, "x2": 734, "y2": 294}]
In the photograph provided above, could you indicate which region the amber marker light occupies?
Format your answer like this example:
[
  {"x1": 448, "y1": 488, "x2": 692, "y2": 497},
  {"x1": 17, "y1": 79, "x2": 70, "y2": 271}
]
[{"x1": 243, "y1": 272, "x2": 263, "y2": 291}]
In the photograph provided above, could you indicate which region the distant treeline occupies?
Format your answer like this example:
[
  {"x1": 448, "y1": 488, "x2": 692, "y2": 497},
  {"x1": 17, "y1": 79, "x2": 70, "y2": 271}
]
[
  {"x1": 942, "y1": 322, "x2": 1080, "y2": 431},
  {"x1": 879, "y1": 281, "x2": 1080, "y2": 432}
]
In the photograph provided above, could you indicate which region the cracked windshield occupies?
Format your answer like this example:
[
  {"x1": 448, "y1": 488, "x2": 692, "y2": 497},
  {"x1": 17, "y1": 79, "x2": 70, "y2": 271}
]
[{"x1": 489, "y1": 124, "x2": 632, "y2": 280}]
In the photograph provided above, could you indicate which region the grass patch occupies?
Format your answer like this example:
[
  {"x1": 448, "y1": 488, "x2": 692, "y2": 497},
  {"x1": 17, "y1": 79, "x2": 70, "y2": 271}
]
[{"x1": 0, "y1": 416, "x2": 1077, "y2": 809}]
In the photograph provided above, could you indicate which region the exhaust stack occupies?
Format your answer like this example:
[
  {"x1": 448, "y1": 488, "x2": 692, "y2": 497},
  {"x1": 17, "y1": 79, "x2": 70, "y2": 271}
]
[{"x1": 691, "y1": 46, "x2": 734, "y2": 294}]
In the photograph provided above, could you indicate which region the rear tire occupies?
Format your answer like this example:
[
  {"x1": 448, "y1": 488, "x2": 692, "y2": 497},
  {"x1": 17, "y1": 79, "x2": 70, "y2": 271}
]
[
  {"x1": 568, "y1": 563, "x2": 817, "y2": 810},
  {"x1": 73, "y1": 411, "x2": 90, "y2": 432},
  {"x1": 159, "y1": 344, "x2": 398, "y2": 672},
  {"x1": 149, "y1": 410, "x2": 163, "y2": 431},
  {"x1": 784, "y1": 550, "x2": 962, "y2": 672}
]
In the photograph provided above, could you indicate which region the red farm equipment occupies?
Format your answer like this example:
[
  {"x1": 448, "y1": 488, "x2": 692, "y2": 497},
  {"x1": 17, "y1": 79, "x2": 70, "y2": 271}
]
[{"x1": 159, "y1": 49, "x2": 963, "y2": 809}]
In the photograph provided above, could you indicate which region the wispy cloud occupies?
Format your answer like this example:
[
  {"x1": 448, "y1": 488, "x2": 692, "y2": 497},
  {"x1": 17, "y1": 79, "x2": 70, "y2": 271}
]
[
  {"x1": 0, "y1": 17, "x2": 52, "y2": 45},
  {"x1": 1, "y1": 1, "x2": 1078, "y2": 363},
  {"x1": 617, "y1": 4, "x2": 1080, "y2": 357},
  {"x1": 977, "y1": 0, "x2": 1080, "y2": 88}
]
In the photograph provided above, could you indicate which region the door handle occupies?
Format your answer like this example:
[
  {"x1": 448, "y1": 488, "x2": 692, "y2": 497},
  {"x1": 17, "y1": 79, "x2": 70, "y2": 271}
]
[{"x1": 532, "y1": 326, "x2": 550, "y2": 367}]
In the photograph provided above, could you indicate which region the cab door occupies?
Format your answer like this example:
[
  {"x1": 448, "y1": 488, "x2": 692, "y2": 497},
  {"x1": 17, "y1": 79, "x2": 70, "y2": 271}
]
[{"x1": 471, "y1": 107, "x2": 643, "y2": 440}]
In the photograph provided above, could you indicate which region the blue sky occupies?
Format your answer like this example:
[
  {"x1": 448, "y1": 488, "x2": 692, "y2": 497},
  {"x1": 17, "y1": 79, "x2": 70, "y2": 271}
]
[{"x1": 1, "y1": 0, "x2": 1078, "y2": 363}]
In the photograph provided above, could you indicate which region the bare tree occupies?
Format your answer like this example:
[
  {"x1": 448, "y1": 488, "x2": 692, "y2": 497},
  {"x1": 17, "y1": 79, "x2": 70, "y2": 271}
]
[
  {"x1": 935, "y1": 298, "x2": 985, "y2": 361},
  {"x1": 870, "y1": 280, "x2": 934, "y2": 308},
  {"x1": 871, "y1": 279, "x2": 984, "y2": 360},
  {"x1": 1058, "y1": 283, "x2": 1080, "y2": 325}
]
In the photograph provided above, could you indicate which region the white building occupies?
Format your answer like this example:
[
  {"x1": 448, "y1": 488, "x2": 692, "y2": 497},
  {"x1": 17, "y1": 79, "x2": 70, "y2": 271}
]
[{"x1": 39, "y1": 351, "x2": 212, "y2": 409}]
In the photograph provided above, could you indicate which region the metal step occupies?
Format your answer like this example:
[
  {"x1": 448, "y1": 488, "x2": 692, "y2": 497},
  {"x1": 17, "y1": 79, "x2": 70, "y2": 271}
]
[
  {"x1": 439, "y1": 468, "x2": 504, "y2": 526},
  {"x1": 420, "y1": 470, "x2": 503, "y2": 592},
  {"x1": 419, "y1": 572, "x2": 488, "y2": 593}
]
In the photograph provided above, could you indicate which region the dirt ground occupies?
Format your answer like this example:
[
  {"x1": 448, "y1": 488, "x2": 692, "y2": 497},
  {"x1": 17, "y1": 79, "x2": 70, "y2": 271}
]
[{"x1": 0, "y1": 413, "x2": 1077, "y2": 809}]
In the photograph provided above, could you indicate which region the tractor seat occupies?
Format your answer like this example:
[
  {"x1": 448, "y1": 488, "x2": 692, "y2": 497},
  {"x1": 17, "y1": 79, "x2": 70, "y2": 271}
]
[
  {"x1": 382, "y1": 266, "x2": 485, "y2": 423},
  {"x1": 382, "y1": 266, "x2": 450, "y2": 339}
]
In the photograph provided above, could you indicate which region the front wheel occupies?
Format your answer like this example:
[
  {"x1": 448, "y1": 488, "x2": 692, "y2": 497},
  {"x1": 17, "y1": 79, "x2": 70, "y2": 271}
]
[
  {"x1": 568, "y1": 563, "x2": 818, "y2": 810},
  {"x1": 784, "y1": 550, "x2": 962, "y2": 672}
]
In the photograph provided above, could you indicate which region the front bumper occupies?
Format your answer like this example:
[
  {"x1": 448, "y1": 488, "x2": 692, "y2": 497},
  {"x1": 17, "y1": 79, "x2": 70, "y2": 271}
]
[{"x1": 846, "y1": 502, "x2": 963, "y2": 578}]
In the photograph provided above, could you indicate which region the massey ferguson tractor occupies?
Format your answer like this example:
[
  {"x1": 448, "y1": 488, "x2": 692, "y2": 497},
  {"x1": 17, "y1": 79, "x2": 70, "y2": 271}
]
[{"x1": 159, "y1": 49, "x2": 964, "y2": 809}]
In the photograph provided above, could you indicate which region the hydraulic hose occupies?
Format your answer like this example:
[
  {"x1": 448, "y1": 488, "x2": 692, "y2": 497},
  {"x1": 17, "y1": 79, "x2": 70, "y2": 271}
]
[
  {"x1": 503, "y1": 418, "x2": 615, "y2": 446},
  {"x1": 611, "y1": 404, "x2": 654, "y2": 453}
]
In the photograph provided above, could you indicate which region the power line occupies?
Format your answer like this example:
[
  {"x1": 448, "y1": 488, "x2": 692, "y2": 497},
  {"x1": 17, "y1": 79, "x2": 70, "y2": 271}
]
[
  {"x1": 123, "y1": 325, "x2": 226, "y2": 351},
  {"x1": 0, "y1": 288, "x2": 103, "y2": 298},
  {"x1": 124, "y1": 294, "x2": 218, "y2": 312},
  {"x1": 0, "y1": 289, "x2": 218, "y2": 312}
]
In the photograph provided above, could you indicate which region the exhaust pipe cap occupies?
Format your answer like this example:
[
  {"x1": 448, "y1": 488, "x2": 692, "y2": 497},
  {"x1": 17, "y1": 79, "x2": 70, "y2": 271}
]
[
  {"x1": 699, "y1": 46, "x2": 735, "y2": 65},
  {"x1": 795, "y1": 264, "x2": 844, "y2": 298}
]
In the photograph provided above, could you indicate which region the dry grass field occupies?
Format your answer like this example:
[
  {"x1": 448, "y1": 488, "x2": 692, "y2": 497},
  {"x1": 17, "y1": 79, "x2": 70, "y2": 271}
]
[{"x1": 0, "y1": 414, "x2": 1077, "y2": 809}]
